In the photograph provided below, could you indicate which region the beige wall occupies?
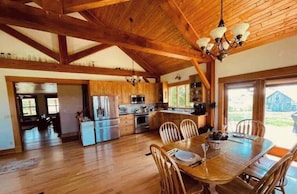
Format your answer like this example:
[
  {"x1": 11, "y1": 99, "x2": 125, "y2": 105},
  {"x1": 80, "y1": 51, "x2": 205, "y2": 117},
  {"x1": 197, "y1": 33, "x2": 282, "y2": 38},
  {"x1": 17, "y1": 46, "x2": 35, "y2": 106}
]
[{"x1": 58, "y1": 85, "x2": 83, "y2": 135}]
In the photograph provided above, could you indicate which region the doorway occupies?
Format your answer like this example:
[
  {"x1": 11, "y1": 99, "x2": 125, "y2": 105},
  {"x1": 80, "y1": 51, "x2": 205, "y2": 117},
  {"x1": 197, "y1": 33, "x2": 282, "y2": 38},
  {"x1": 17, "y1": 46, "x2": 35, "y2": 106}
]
[{"x1": 15, "y1": 82, "x2": 62, "y2": 151}]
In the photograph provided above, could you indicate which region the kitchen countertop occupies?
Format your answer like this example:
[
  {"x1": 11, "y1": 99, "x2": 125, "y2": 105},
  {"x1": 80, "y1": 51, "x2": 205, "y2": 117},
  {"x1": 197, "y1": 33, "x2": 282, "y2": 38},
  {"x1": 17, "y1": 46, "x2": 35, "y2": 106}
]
[
  {"x1": 158, "y1": 110, "x2": 193, "y2": 115},
  {"x1": 158, "y1": 110, "x2": 207, "y2": 116}
]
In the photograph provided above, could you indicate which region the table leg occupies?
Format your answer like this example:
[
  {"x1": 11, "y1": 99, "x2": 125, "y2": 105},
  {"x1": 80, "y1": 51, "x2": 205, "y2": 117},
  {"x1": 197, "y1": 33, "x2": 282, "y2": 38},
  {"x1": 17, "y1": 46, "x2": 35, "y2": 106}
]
[{"x1": 208, "y1": 184, "x2": 218, "y2": 194}]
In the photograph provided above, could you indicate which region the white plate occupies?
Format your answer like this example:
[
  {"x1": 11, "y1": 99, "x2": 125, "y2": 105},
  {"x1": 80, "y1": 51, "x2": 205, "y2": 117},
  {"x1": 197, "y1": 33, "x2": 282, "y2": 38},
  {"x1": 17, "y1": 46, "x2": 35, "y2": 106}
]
[{"x1": 175, "y1": 150, "x2": 197, "y2": 162}]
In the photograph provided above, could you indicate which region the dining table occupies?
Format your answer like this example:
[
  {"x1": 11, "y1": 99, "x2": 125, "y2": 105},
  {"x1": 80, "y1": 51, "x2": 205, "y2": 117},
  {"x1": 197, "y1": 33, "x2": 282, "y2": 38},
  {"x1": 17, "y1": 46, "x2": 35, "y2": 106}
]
[{"x1": 162, "y1": 132, "x2": 274, "y2": 194}]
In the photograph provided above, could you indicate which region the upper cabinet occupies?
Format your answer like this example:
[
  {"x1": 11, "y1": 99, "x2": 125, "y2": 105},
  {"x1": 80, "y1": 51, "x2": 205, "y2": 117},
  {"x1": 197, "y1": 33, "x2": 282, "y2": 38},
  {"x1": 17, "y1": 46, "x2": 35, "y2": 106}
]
[
  {"x1": 189, "y1": 75, "x2": 205, "y2": 103},
  {"x1": 89, "y1": 80, "x2": 158, "y2": 104}
]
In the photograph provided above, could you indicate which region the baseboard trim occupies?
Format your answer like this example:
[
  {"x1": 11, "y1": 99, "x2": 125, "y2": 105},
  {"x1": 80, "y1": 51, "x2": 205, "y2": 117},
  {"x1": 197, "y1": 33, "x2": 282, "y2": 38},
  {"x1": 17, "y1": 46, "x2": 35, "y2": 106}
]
[{"x1": 61, "y1": 132, "x2": 79, "y2": 143}]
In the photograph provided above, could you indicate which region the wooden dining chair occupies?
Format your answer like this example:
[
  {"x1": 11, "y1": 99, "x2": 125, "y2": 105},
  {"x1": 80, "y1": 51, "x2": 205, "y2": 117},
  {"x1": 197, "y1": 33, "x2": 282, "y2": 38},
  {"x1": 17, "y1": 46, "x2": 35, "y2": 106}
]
[
  {"x1": 180, "y1": 119, "x2": 199, "y2": 139},
  {"x1": 150, "y1": 144, "x2": 204, "y2": 194},
  {"x1": 236, "y1": 119, "x2": 266, "y2": 137},
  {"x1": 244, "y1": 142, "x2": 297, "y2": 194},
  {"x1": 159, "y1": 122, "x2": 182, "y2": 145},
  {"x1": 216, "y1": 152, "x2": 293, "y2": 194}
]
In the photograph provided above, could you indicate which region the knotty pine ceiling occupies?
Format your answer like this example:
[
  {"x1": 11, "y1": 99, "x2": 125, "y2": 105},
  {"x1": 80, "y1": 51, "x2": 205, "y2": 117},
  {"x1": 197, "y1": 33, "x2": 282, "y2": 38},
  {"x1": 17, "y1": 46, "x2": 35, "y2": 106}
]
[{"x1": 0, "y1": 0, "x2": 297, "y2": 79}]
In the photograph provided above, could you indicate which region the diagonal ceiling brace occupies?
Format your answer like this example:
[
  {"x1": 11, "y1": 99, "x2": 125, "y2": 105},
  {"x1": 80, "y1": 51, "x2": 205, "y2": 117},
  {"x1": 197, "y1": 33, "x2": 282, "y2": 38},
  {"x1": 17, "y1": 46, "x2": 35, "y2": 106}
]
[{"x1": 0, "y1": 24, "x2": 59, "y2": 61}]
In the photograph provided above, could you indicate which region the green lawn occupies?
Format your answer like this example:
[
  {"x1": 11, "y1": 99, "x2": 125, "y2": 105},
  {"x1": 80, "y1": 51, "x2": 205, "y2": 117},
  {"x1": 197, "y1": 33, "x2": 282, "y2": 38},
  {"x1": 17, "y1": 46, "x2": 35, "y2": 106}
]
[{"x1": 228, "y1": 111, "x2": 295, "y2": 127}]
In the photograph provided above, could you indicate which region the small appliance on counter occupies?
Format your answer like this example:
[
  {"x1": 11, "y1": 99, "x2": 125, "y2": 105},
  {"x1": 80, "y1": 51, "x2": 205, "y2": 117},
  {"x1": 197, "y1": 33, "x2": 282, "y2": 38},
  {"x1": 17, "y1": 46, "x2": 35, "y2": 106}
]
[{"x1": 192, "y1": 103, "x2": 206, "y2": 115}]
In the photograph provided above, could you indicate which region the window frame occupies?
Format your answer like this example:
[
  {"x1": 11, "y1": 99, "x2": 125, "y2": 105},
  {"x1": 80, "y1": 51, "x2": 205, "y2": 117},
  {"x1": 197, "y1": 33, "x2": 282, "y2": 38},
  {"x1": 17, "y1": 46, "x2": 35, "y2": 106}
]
[
  {"x1": 45, "y1": 94, "x2": 59, "y2": 115},
  {"x1": 20, "y1": 95, "x2": 38, "y2": 117},
  {"x1": 168, "y1": 80, "x2": 193, "y2": 108}
]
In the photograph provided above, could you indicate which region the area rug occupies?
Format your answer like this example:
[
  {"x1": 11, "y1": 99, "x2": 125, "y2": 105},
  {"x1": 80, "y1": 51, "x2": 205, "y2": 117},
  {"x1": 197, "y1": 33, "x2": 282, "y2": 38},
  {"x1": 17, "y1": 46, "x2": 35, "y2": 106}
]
[{"x1": 0, "y1": 158, "x2": 41, "y2": 175}]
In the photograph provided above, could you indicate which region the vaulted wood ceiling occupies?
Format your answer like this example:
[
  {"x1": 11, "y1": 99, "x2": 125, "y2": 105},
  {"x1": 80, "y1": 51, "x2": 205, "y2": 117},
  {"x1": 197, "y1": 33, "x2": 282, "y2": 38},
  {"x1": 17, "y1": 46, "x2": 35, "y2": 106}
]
[{"x1": 0, "y1": 0, "x2": 297, "y2": 79}]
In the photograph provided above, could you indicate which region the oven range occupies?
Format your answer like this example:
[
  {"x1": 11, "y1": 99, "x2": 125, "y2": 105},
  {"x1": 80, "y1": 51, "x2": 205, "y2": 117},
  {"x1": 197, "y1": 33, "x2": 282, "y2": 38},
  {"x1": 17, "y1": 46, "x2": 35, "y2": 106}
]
[{"x1": 134, "y1": 112, "x2": 150, "y2": 133}]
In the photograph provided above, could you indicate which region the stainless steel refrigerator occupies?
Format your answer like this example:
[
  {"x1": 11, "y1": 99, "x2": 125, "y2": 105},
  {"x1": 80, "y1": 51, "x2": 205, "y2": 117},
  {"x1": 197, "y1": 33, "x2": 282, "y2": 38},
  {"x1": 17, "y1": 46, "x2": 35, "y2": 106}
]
[{"x1": 92, "y1": 96, "x2": 120, "y2": 142}]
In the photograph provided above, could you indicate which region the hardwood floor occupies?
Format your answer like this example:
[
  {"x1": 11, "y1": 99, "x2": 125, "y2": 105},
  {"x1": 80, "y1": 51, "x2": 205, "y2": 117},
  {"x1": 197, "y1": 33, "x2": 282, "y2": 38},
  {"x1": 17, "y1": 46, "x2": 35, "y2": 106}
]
[
  {"x1": 1, "y1": 131, "x2": 296, "y2": 194},
  {"x1": 22, "y1": 124, "x2": 62, "y2": 151},
  {"x1": 0, "y1": 131, "x2": 162, "y2": 194}
]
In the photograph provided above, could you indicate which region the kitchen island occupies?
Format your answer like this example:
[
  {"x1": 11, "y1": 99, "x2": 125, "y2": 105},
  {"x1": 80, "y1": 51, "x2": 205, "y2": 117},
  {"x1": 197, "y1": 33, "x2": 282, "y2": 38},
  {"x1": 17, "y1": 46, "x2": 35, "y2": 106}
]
[{"x1": 158, "y1": 110, "x2": 206, "y2": 129}]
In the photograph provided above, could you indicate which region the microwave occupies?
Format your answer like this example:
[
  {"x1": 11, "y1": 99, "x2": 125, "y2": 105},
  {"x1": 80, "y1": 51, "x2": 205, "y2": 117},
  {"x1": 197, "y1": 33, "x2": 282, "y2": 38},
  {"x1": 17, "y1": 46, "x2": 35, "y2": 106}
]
[{"x1": 131, "y1": 95, "x2": 145, "y2": 104}]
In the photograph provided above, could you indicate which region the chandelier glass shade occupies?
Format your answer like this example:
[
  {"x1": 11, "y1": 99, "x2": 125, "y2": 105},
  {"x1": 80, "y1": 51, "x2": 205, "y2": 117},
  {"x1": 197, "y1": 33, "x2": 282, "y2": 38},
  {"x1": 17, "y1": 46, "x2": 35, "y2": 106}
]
[{"x1": 196, "y1": 0, "x2": 250, "y2": 62}]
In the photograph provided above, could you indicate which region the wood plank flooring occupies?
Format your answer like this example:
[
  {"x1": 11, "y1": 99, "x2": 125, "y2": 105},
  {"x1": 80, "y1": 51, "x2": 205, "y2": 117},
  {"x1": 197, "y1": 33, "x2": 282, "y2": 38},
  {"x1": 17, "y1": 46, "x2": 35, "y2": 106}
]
[
  {"x1": 0, "y1": 131, "x2": 296, "y2": 194},
  {"x1": 0, "y1": 131, "x2": 162, "y2": 194},
  {"x1": 22, "y1": 124, "x2": 62, "y2": 151}
]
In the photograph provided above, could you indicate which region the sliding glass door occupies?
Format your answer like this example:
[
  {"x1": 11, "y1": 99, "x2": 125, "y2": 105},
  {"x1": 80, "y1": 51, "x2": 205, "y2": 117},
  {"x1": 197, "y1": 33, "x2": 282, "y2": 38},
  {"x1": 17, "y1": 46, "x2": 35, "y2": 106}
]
[
  {"x1": 224, "y1": 79, "x2": 297, "y2": 150},
  {"x1": 264, "y1": 83, "x2": 297, "y2": 149}
]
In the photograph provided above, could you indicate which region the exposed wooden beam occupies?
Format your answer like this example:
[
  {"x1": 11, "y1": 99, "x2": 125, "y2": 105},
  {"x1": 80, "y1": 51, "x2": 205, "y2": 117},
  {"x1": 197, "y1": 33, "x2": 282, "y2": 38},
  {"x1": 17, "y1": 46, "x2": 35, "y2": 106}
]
[
  {"x1": 68, "y1": 44, "x2": 111, "y2": 63},
  {"x1": 0, "y1": 1, "x2": 211, "y2": 63},
  {"x1": 0, "y1": 24, "x2": 59, "y2": 61},
  {"x1": 40, "y1": 0, "x2": 63, "y2": 13},
  {"x1": 158, "y1": 0, "x2": 200, "y2": 49},
  {"x1": 191, "y1": 59, "x2": 210, "y2": 90},
  {"x1": 0, "y1": 58, "x2": 157, "y2": 78},
  {"x1": 57, "y1": 35, "x2": 69, "y2": 64},
  {"x1": 63, "y1": 0, "x2": 130, "y2": 13}
]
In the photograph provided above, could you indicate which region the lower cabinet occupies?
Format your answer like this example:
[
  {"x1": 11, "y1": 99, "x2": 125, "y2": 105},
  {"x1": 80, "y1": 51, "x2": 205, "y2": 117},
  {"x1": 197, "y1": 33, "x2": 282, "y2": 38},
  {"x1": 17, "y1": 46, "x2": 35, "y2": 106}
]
[
  {"x1": 119, "y1": 114, "x2": 135, "y2": 136},
  {"x1": 149, "y1": 111, "x2": 161, "y2": 131},
  {"x1": 159, "y1": 112, "x2": 206, "y2": 129}
]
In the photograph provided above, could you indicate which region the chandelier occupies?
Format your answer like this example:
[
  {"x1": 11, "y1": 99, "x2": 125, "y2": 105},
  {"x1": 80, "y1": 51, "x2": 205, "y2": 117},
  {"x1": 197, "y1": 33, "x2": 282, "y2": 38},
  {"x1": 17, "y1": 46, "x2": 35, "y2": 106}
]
[
  {"x1": 126, "y1": 60, "x2": 142, "y2": 86},
  {"x1": 126, "y1": 17, "x2": 142, "y2": 86},
  {"x1": 196, "y1": 0, "x2": 250, "y2": 62}
]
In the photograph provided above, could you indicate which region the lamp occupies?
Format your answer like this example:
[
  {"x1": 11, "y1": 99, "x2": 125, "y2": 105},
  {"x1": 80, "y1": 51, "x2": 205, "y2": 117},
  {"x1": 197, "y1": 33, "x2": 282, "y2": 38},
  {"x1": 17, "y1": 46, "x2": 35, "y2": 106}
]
[
  {"x1": 175, "y1": 73, "x2": 181, "y2": 80},
  {"x1": 126, "y1": 17, "x2": 142, "y2": 86},
  {"x1": 196, "y1": 0, "x2": 250, "y2": 62}
]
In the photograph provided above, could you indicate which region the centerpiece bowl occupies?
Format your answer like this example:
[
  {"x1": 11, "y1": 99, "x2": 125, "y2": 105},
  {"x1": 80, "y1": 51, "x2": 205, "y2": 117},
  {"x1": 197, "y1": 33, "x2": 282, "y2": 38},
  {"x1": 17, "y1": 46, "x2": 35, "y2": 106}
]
[{"x1": 206, "y1": 131, "x2": 228, "y2": 149}]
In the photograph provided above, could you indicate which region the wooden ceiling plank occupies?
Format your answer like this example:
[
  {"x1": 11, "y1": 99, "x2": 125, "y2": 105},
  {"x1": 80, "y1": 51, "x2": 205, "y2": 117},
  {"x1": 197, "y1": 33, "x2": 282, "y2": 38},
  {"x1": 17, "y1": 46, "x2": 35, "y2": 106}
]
[
  {"x1": 158, "y1": 0, "x2": 200, "y2": 50},
  {"x1": 0, "y1": 58, "x2": 157, "y2": 78},
  {"x1": 68, "y1": 43, "x2": 111, "y2": 63},
  {"x1": 63, "y1": 0, "x2": 130, "y2": 13},
  {"x1": 0, "y1": 24, "x2": 59, "y2": 61},
  {"x1": 57, "y1": 35, "x2": 68, "y2": 64},
  {"x1": 0, "y1": 1, "x2": 210, "y2": 63},
  {"x1": 80, "y1": 10, "x2": 159, "y2": 75}
]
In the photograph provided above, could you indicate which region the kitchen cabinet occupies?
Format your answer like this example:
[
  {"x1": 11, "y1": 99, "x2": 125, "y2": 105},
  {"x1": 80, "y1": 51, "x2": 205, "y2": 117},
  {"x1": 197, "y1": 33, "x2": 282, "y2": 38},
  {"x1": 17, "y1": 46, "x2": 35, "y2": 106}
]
[
  {"x1": 159, "y1": 111, "x2": 206, "y2": 129},
  {"x1": 149, "y1": 111, "x2": 161, "y2": 131},
  {"x1": 119, "y1": 114, "x2": 134, "y2": 136},
  {"x1": 89, "y1": 80, "x2": 159, "y2": 105},
  {"x1": 189, "y1": 74, "x2": 206, "y2": 103}
]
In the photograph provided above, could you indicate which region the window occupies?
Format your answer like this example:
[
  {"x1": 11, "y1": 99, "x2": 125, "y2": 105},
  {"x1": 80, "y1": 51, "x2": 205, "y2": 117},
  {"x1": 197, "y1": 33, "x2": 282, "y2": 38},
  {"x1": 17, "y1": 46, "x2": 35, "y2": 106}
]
[
  {"x1": 226, "y1": 83, "x2": 255, "y2": 131},
  {"x1": 169, "y1": 83, "x2": 193, "y2": 108},
  {"x1": 21, "y1": 96, "x2": 37, "y2": 116},
  {"x1": 46, "y1": 95, "x2": 59, "y2": 114}
]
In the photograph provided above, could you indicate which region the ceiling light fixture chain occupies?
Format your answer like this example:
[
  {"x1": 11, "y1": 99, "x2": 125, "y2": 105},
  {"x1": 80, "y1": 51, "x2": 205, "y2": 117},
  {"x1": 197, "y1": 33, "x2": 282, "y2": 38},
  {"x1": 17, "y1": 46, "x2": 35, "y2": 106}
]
[
  {"x1": 126, "y1": 17, "x2": 142, "y2": 87},
  {"x1": 196, "y1": 0, "x2": 250, "y2": 62}
]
